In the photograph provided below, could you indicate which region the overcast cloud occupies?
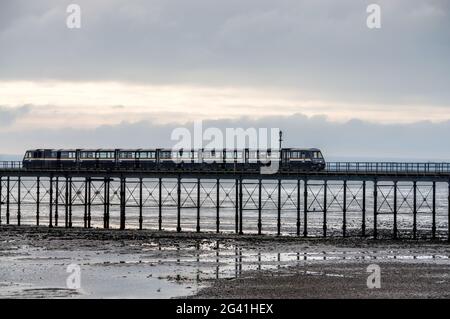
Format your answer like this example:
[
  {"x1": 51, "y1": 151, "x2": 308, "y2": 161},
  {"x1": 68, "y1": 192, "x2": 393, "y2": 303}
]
[{"x1": 0, "y1": 0, "x2": 449, "y2": 158}]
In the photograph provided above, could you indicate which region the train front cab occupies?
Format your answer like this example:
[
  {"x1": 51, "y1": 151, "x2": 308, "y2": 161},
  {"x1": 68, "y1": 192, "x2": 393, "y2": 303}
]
[{"x1": 286, "y1": 148, "x2": 325, "y2": 171}]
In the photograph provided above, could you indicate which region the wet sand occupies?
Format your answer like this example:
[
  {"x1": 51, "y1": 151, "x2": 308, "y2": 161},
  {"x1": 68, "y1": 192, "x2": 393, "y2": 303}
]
[{"x1": 1, "y1": 225, "x2": 450, "y2": 298}]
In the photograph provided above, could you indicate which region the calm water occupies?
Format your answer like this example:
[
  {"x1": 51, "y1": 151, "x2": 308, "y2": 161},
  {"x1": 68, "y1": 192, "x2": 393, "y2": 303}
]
[{"x1": 1, "y1": 178, "x2": 448, "y2": 238}]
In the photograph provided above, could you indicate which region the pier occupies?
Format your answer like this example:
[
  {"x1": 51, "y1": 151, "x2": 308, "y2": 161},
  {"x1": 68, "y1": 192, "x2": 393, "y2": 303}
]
[{"x1": 1, "y1": 161, "x2": 450, "y2": 240}]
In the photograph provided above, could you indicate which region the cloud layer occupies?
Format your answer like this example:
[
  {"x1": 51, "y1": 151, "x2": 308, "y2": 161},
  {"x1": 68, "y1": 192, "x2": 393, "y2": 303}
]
[
  {"x1": 2, "y1": 114, "x2": 450, "y2": 161},
  {"x1": 1, "y1": 0, "x2": 449, "y2": 106}
]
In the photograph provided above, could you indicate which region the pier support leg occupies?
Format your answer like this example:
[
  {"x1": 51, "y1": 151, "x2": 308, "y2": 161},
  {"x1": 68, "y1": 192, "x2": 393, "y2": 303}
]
[
  {"x1": 448, "y1": 181, "x2": 450, "y2": 242},
  {"x1": 197, "y1": 178, "x2": 200, "y2": 233},
  {"x1": 55, "y1": 177, "x2": 59, "y2": 227},
  {"x1": 413, "y1": 181, "x2": 417, "y2": 239},
  {"x1": 277, "y1": 179, "x2": 281, "y2": 236},
  {"x1": 0, "y1": 176, "x2": 2, "y2": 225},
  {"x1": 303, "y1": 179, "x2": 308, "y2": 238},
  {"x1": 87, "y1": 178, "x2": 91, "y2": 228},
  {"x1": 36, "y1": 177, "x2": 40, "y2": 226},
  {"x1": 323, "y1": 180, "x2": 327, "y2": 237},
  {"x1": 177, "y1": 176, "x2": 181, "y2": 233},
  {"x1": 343, "y1": 180, "x2": 347, "y2": 237},
  {"x1": 239, "y1": 178, "x2": 243, "y2": 235},
  {"x1": 393, "y1": 181, "x2": 398, "y2": 239},
  {"x1": 17, "y1": 176, "x2": 21, "y2": 226},
  {"x1": 158, "y1": 177, "x2": 162, "y2": 231},
  {"x1": 373, "y1": 180, "x2": 377, "y2": 239},
  {"x1": 65, "y1": 177, "x2": 68, "y2": 228},
  {"x1": 69, "y1": 177, "x2": 72, "y2": 228},
  {"x1": 84, "y1": 178, "x2": 88, "y2": 228},
  {"x1": 216, "y1": 178, "x2": 220, "y2": 233},
  {"x1": 432, "y1": 181, "x2": 436, "y2": 239},
  {"x1": 362, "y1": 181, "x2": 366, "y2": 237},
  {"x1": 103, "y1": 177, "x2": 109, "y2": 229},
  {"x1": 258, "y1": 179, "x2": 262, "y2": 235},
  {"x1": 139, "y1": 178, "x2": 143, "y2": 230},
  {"x1": 49, "y1": 176, "x2": 53, "y2": 228},
  {"x1": 6, "y1": 176, "x2": 10, "y2": 225},
  {"x1": 120, "y1": 177, "x2": 126, "y2": 230},
  {"x1": 235, "y1": 178, "x2": 239, "y2": 234},
  {"x1": 296, "y1": 179, "x2": 300, "y2": 236}
]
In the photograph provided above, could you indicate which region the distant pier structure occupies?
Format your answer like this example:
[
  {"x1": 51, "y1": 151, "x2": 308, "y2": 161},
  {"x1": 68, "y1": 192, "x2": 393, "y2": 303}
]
[{"x1": 1, "y1": 161, "x2": 450, "y2": 240}]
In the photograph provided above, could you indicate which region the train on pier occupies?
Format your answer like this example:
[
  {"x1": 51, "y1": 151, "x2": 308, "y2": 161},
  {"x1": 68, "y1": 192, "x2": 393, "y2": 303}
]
[{"x1": 22, "y1": 148, "x2": 326, "y2": 171}]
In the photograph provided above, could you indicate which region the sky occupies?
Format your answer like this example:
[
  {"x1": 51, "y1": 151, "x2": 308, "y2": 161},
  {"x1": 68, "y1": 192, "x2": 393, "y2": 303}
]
[{"x1": 0, "y1": 0, "x2": 449, "y2": 160}]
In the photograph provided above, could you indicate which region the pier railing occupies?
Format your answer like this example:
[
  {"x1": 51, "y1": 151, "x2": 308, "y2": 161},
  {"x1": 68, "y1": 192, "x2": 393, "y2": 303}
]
[
  {"x1": 0, "y1": 161, "x2": 22, "y2": 169},
  {"x1": 1, "y1": 161, "x2": 450, "y2": 174},
  {"x1": 326, "y1": 162, "x2": 450, "y2": 174}
]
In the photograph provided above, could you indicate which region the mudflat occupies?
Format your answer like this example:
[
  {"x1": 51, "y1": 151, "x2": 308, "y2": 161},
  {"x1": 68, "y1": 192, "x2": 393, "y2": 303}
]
[{"x1": 1, "y1": 225, "x2": 449, "y2": 298}]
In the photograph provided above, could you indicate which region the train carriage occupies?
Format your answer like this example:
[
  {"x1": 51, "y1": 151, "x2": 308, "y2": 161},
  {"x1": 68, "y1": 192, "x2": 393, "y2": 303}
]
[{"x1": 22, "y1": 147, "x2": 325, "y2": 171}]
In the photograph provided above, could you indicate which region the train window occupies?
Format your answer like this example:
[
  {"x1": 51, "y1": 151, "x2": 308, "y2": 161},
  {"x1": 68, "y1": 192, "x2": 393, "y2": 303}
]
[
  {"x1": 270, "y1": 151, "x2": 280, "y2": 159},
  {"x1": 138, "y1": 152, "x2": 154, "y2": 159},
  {"x1": 181, "y1": 152, "x2": 191, "y2": 159},
  {"x1": 69, "y1": 152, "x2": 76, "y2": 159},
  {"x1": 25, "y1": 152, "x2": 31, "y2": 158},
  {"x1": 160, "y1": 151, "x2": 171, "y2": 159},
  {"x1": 119, "y1": 152, "x2": 135, "y2": 159},
  {"x1": 249, "y1": 151, "x2": 258, "y2": 159},
  {"x1": 60, "y1": 152, "x2": 69, "y2": 159},
  {"x1": 313, "y1": 151, "x2": 322, "y2": 159},
  {"x1": 99, "y1": 152, "x2": 113, "y2": 159}
]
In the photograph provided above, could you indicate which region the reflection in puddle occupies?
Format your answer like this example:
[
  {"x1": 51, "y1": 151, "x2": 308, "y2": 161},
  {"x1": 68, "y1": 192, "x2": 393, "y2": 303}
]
[
  {"x1": 3, "y1": 238, "x2": 450, "y2": 298},
  {"x1": 94, "y1": 240, "x2": 450, "y2": 284}
]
